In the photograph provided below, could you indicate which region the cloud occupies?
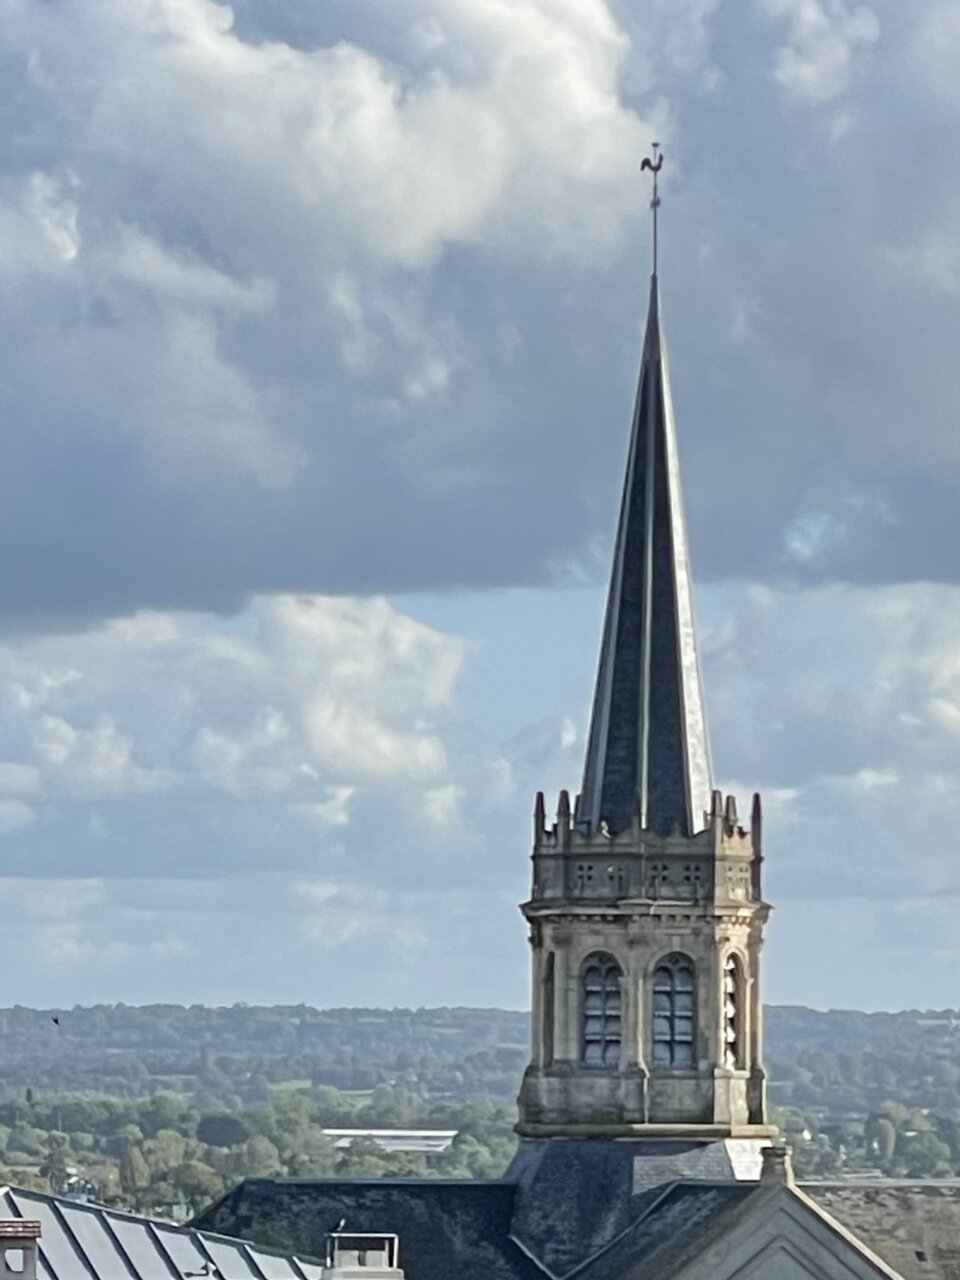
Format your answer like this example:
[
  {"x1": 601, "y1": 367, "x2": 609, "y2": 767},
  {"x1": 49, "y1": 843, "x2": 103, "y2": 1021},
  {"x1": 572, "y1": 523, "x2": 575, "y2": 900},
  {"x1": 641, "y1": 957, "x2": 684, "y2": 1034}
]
[
  {"x1": 884, "y1": 229, "x2": 960, "y2": 297},
  {"x1": 756, "y1": 0, "x2": 879, "y2": 105},
  {"x1": 0, "y1": 0, "x2": 664, "y2": 625},
  {"x1": 296, "y1": 879, "x2": 430, "y2": 954},
  {"x1": 109, "y1": 226, "x2": 275, "y2": 314},
  {"x1": 0, "y1": 799, "x2": 35, "y2": 835},
  {"x1": 264, "y1": 596, "x2": 465, "y2": 781},
  {"x1": 1, "y1": 0, "x2": 959, "y2": 633},
  {"x1": 0, "y1": 592, "x2": 467, "y2": 872},
  {"x1": 909, "y1": 2, "x2": 960, "y2": 110},
  {"x1": 704, "y1": 580, "x2": 960, "y2": 906},
  {"x1": 422, "y1": 783, "x2": 465, "y2": 828},
  {"x1": 0, "y1": 172, "x2": 80, "y2": 275},
  {"x1": 0, "y1": 762, "x2": 41, "y2": 794},
  {"x1": 2, "y1": 0, "x2": 960, "y2": 1014},
  {"x1": 0, "y1": 577, "x2": 960, "y2": 1006},
  {"x1": 292, "y1": 787, "x2": 355, "y2": 829}
]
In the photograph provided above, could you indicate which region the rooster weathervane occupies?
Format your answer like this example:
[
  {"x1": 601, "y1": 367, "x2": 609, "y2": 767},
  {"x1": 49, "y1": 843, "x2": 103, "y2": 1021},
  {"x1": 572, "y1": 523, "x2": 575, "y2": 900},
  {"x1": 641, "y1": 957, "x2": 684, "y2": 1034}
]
[{"x1": 641, "y1": 143, "x2": 664, "y2": 274}]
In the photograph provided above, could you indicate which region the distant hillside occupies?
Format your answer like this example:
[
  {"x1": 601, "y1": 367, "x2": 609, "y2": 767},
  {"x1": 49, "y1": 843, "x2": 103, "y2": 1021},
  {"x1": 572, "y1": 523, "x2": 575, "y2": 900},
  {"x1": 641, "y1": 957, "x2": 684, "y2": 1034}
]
[
  {"x1": 1, "y1": 1002, "x2": 959, "y2": 1119},
  {"x1": 0, "y1": 1004, "x2": 530, "y2": 1103},
  {"x1": 1, "y1": 1003, "x2": 959, "y2": 1192}
]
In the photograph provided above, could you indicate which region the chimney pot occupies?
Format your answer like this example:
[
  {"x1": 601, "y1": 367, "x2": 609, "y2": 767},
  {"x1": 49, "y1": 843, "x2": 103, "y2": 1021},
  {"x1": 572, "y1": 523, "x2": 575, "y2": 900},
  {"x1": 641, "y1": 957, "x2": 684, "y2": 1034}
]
[{"x1": 760, "y1": 1144, "x2": 794, "y2": 1187}]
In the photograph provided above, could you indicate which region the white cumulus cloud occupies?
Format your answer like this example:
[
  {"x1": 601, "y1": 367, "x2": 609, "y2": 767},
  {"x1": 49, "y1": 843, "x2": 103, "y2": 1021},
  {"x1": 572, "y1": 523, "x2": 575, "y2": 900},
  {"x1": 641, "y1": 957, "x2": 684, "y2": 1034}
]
[{"x1": 756, "y1": 0, "x2": 879, "y2": 105}]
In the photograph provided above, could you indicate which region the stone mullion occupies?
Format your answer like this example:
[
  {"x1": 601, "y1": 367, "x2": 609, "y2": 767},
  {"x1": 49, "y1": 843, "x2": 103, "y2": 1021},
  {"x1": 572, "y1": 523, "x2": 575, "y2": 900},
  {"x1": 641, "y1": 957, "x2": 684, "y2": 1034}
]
[
  {"x1": 749, "y1": 932, "x2": 764, "y2": 1069},
  {"x1": 553, "y1": 930, "x2": 577, "y2": 1063},
  {"x1": 740, "y1": 943, "x2": 752, "y2": 1073},
  {"x1": 624, "y1": 927, "x2": 644, "y2": 1070}
]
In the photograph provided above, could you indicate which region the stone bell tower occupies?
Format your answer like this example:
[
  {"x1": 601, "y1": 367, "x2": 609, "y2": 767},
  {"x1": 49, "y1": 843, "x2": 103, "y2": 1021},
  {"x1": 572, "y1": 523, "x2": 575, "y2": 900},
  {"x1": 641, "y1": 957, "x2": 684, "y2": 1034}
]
[{"x1": 516, "y1": 262, "x2": 774, "y2": 1140}]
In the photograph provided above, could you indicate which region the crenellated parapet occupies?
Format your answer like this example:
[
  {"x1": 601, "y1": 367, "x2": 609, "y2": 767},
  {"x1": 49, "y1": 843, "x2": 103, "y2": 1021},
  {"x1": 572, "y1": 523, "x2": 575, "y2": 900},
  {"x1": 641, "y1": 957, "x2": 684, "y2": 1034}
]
[{"x1": 529, "y1": 787, "x2": 764, "y2": 908}]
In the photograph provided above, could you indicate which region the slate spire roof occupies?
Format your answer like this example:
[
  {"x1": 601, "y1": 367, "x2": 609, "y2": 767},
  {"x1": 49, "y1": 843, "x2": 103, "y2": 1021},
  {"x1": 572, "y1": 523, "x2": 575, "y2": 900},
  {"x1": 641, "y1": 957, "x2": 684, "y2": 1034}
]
[{"x1": 578, "y1": 274, "x2": 712, "y2": 837}]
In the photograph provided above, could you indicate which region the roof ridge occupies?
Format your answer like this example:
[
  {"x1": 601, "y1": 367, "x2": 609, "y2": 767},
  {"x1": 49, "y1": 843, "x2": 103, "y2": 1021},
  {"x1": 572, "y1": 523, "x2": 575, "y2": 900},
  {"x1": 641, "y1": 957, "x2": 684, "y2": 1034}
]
[
  {"x1": 605, "y1": 1182, "x2": 765, "y2": 1280},
  {"x1": 559, "y1": 1179, "x2": 682, "y2": 1280}
]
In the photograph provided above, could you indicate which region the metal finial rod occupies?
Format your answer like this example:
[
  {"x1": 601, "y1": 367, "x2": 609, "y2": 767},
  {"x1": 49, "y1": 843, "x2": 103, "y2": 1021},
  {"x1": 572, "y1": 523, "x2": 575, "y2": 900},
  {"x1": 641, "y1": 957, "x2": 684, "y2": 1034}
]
[{"x1": 640, "y1": 142, "x2": 663, "y2": 275}]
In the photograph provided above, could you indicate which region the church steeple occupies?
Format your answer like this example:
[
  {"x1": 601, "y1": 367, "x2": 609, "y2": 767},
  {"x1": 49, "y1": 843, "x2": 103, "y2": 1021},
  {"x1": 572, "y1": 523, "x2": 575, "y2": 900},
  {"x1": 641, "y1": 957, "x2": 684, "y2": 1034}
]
[
  {"x1": 578, "y1": 275, "x2": 712, "y2": 837},
  {"x1": 517, "y1": 157, "x2": 772, "y2": 1141}
]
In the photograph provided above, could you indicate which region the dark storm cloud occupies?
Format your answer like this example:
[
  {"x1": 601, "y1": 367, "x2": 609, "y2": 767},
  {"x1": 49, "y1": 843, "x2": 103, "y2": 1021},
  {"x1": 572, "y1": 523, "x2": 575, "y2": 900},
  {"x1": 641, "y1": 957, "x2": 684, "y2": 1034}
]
[{"x1": 0, "y1": 0, "x2": 958, "y2": 636}]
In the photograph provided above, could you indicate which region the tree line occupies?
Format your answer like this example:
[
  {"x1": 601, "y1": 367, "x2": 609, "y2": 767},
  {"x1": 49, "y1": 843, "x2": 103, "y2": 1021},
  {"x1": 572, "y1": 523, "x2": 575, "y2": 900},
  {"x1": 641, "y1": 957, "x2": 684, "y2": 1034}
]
[{"x1": 0, "y1": 1002, "x2": 959, "y2": 1214}]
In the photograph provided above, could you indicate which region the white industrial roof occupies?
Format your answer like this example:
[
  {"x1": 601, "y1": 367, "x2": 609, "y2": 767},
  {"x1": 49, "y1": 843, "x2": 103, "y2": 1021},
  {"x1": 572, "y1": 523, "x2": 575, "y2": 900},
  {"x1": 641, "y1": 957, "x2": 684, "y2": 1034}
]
[{"x1": 321, "y1": 1129, "x2": 457, "y2": 1153}]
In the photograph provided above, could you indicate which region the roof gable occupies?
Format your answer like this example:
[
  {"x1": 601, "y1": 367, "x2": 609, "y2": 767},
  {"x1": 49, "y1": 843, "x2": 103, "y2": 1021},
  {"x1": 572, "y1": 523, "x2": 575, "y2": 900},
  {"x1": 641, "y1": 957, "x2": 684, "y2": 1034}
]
[
  {"x1": 738, "y1": 1241, "x2": 837, "y2": 1280},
  {"x1": 669, "y1": 1186, "x2": 905, "y2": 1280},
  {"x1": 570, "y1": 1182, "x2": 756, "y2": 1280}
]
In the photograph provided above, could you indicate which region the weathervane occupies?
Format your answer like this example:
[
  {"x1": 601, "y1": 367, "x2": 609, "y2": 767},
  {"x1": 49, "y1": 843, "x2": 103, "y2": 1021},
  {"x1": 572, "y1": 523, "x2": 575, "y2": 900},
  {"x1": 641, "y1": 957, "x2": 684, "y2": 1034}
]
[{"x1": 641, "y1": 142, "x2": 664, "y2": 275}]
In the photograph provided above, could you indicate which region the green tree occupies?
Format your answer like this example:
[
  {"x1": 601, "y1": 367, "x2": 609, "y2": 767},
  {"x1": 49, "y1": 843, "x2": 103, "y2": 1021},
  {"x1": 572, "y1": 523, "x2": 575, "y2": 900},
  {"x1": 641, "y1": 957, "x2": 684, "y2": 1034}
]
[
  {"x1": 197, "y1": 1114, "x2": 251, "y2": 1149},
  {"x1": 141, "y1": 1093, "x2": 185, "y2": 1138},
  {"x1": 6, "y1": 1125, "x2": 47, "y2": 1158},
  {"x1": 865, "y1": 1115, "x2": 897, "y2": 1164},
  {"x1": 900, "y1": 1131, "x2": 953, "y2": 1179},
  {"x1": 119, "y1": 1146, "x2": 151, "y2": 1208},
  {"x1": 106, "y1": 1124, "x2": 144, "y2": 1159},
  {"x1": 41, "y1": 1133, "x2": 73, "y2": 1195},
  {"x1": 335, "y1": 1136, "x2": 392, "y2": 1177},
  {"x1": 171, "y1": 1160, "x2": 223, "y2": 1213},
  {"x1": 237, "y1": 1135, "x2": 282, "y2": 1177},
  {"x1": 285, "y1": 1131, "x2": 337, "y2": 1177},
  {"x1": 143, "y1": 1129, "x2": 187, "y2": 1173}
]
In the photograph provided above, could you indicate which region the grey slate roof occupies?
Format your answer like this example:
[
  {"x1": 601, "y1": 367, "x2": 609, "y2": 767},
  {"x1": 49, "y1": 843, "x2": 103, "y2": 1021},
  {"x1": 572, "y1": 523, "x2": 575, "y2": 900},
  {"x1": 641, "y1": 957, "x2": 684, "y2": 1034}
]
[
  {"x1": 191, "y1": 1139, "x2": 781, "y2": 1280},
  {"x1": 804, "y1": 1182, "x2": 960, "y2": 1280},
  {"x1": 195, "y1": 1178, "x2": 543, "y2": 1280},
  {"x1": 0, "y1": 1185, "x2": 325, "y2": 1280},
  {"x1": 578, "y1": 274, "x2": 712, "y2": 838},
  {"x1": 194, "y1": 1170, "x2": 766, "y2": 1280},
  {"x1": 507, "y1": 1138, "x2": 765, "y2": 1277},
  {"x1": 571, "y1": 1182, "x2": 757, "y2": 1280},
  {"x1": 193, "y1": 1144, "x2": 960, "y2": 1280}
]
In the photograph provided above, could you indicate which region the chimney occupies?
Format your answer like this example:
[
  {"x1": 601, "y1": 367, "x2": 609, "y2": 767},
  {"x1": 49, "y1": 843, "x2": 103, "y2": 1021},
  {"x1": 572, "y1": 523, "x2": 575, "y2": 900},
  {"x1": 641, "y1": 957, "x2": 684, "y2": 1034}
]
[
  {"x1": 322, "y1": 1232, "x2": 405, "y2": 1279},
  {"x1": 0, "y1": 1220, "x2": 41, "y2": 1280},
  {"x1": 759, "y1": 1145, "x2": 794, "y2": 1188}
]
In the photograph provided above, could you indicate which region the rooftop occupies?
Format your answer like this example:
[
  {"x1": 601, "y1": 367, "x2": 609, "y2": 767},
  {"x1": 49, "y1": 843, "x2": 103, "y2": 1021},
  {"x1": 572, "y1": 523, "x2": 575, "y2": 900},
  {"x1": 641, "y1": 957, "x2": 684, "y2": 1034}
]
[{"x1": 0, "y1": 1185, "x2": 326, "y2": 1280}]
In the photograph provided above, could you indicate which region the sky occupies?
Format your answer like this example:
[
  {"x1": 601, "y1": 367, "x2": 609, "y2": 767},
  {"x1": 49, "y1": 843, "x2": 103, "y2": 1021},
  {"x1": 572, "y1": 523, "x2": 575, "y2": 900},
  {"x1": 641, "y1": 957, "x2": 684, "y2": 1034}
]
[{"x1": 1, "y1": 0, "x2": 959, "y2": 1013}]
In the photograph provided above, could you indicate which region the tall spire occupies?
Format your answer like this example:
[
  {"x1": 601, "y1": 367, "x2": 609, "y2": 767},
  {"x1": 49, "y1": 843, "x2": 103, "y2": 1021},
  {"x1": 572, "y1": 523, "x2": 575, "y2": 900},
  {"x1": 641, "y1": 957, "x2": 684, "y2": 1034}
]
[{"x1": 578, "y1": 159, "x2": 712, "y2": 837}]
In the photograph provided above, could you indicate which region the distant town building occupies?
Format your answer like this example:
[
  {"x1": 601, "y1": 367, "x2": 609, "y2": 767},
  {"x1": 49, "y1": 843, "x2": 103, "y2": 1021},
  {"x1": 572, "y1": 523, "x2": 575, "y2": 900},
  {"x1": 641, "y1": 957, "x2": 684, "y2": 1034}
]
[{"x1": 321, "y1": 1131, "x2": 456, "y2": 1156}]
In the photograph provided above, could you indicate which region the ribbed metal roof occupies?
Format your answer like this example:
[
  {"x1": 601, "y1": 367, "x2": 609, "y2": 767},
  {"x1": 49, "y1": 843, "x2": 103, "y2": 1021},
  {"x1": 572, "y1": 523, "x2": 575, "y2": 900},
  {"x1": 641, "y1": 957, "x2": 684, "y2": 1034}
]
[
  {"x1": 0, "y1": 1186, "x2": 325, "y2": 1280},
  {"x1": 578, "y1": 274, "x2": 712, "y2": 838}
]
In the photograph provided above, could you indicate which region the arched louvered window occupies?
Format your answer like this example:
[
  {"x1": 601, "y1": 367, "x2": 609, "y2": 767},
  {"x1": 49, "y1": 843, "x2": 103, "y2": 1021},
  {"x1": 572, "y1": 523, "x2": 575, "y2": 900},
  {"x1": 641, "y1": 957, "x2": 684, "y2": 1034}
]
[
  {"x1": 723, "y1": 954, "x2": 744, "y2": 1069},
  {"x1": 652, "y1": 954, "x2": 695, "y2": 1068},
  {"x1": 581, "y1": 953, "x2": 622, "y2": 1067},
  {"x1": 542, "y1": 951, "x2": 555, "y2": 1067}
]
